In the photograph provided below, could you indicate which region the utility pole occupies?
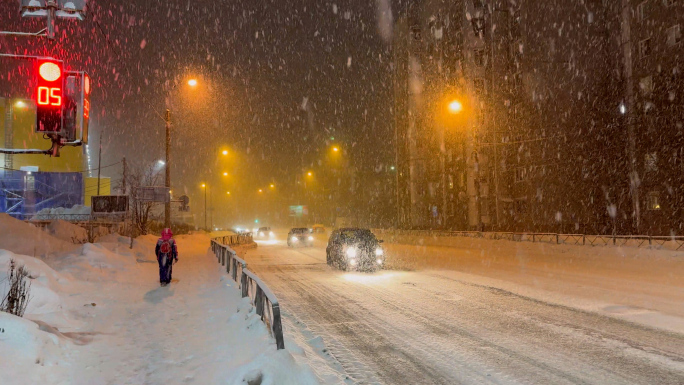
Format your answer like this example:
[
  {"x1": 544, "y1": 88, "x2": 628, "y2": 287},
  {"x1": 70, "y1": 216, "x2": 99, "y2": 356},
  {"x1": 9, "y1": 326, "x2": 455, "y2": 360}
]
[
  {"x1": 122, "y1": 156, "x2": 127, "y2": 194},
  {"x1": 164, "y1": 109, "x2": 171, "y2": 228},
  {"x1": 96, "y1": 134, "x2": 102, "y2": 196},
  {"x1": 204, "y1": 185, "x2": 208, "y2": 231}
]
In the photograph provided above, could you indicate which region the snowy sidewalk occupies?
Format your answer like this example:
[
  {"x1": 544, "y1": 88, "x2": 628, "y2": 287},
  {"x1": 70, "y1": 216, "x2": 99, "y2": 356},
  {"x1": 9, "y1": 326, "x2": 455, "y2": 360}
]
[{"x1": 0, "y1": 223, "x2": 318, "y2": 385}]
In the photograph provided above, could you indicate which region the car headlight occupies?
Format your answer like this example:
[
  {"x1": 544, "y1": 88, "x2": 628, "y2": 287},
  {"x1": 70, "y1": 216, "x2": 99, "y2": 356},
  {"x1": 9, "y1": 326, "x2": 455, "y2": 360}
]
[
  {"x1": 269, "y1": 231, "x2": 275, "y2": 237},
  {"x1": 308, "y1": 236, "x2": 314, "y2": 241},
  {"x1": 259, "y1": 232, "x2": 265, "y2": 237},
  {"x1": 345, "y1": 247, "x2": 357, "y2": 258},
  {"x1": 291, "y1": 236, "x2": 298, "y2": 242},
  {"x1": 375, "y1": 247, "x2": 384, "y2": 256},
  {"x1": 349, "y1": 258, "x2": 358, "y2": 266},
  {"x1": 377, "y1": 258, "x2": 383, "y2": 265}
]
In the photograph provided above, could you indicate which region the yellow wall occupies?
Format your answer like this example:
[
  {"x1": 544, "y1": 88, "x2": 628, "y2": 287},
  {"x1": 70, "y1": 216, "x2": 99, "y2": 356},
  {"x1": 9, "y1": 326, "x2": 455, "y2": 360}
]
[
  {"x1": 84, "y1": 177, "x2": 111, "y2": 207},
  {"x1": 1, "y1": 97, "x2": 84, "y2": 173}
]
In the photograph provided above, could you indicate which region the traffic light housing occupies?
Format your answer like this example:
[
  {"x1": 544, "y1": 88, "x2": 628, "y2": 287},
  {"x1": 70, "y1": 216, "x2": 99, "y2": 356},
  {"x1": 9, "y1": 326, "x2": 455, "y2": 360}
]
[
  {"x1": 35, "y1": 59, "x2": 64, "y2": 134},
  {"x1": 63, "y1": 71, "x2": 90, "y2": 143}
]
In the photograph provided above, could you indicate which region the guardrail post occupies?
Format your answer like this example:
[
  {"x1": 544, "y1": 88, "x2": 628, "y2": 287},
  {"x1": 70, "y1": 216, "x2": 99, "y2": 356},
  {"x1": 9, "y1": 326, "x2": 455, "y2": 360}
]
[
  {"x1": 649, "y1": 236, "x2": 652, "y2": 246},
  {"x1": 532, "y1": 234, "x2": 535, "y2": 242},
  {"x1": 255, "y1": 286, "x2": 264, "y2": 317},
  {"x1": 241, "y1": 272, "x2": 248, "y2": 298},
  {"x1": 272, "y1": 303, "x2": 285, "y2": 350},
  {"x1": 583, "y1": 235, "x2": 585, "y2": 245},
  {"x1": 556, "y1": 234, "x2": 559, "y2": 244}
]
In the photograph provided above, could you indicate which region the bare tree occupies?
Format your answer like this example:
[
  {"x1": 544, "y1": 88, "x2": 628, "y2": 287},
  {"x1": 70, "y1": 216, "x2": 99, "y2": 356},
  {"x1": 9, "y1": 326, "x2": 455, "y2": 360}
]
[
  {"x1": 1, "y1": 259, "x2": 32, "y2": 318},
  {"x1": 125, "y1": 164, "x2": 164, "y2": 235}
]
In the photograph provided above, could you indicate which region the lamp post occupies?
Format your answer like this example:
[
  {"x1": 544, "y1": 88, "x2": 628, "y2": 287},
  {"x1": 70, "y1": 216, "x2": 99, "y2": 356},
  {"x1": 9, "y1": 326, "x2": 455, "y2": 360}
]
[
  {"x1": 201, "y1": 183, "x2": 207, "y2": 231},
  {"x1": 163, "y1": 78, "x2": 198, "y2": 228},
  {"x1": 441, "y1": 99, "x2": 463, "y2": 229}
]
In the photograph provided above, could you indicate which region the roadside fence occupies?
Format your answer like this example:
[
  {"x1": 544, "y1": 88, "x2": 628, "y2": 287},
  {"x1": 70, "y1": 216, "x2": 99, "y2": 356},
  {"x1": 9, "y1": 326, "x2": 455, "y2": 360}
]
[
  {"x1": 211, "y1": 237, "x2": 284, "y2": 350},
  {"x1": 372, "y1": 229, "x2": 684, "y2": 251}
]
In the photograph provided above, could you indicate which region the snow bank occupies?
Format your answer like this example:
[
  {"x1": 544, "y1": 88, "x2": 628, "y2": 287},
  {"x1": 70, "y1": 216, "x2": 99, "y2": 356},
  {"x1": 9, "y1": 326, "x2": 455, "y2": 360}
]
[
  {"x1": 224, "y1": 298, "x2": 319, "y2": 385},
  {"x1": 33, "y1": 205, "x2": 91, "y2": 220},
  {"x1": 46, "y1": 220, "x2": 88, "y2": 244},
  {"x1": 0, "y1": 312, "x2": 70, "y2": 384},
  {"x1": 0, "y1": 214, "x2": 78, "y2": 256},
  {"x1": 0, "y1": 250, "x2": 66, "y2": 316}
]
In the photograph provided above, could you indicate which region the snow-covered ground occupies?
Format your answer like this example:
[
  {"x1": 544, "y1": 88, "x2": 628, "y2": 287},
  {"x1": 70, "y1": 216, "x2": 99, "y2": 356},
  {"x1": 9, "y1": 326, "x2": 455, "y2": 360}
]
[
  {"x1": 238, "y1": 230, "x2": 684, "y2": 385},
  {"x1": 0, "y1": 217, "x2": 319, "y2": 385}
]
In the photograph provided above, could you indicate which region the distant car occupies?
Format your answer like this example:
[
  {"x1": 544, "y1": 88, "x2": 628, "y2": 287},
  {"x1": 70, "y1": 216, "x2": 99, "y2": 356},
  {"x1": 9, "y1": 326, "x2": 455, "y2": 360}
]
[
  {"x1": 311, "y1": 224, "x2": 325, "y2": 234},
  {"x1": 256, "y1": 226, "x2": 274, "y2": 238},
  {"x1": 326, "y1": 228, "x2": 384, "y2": 272},
  {"x1": 288, "y1": 228, "x2": 313, "y2": 247}
]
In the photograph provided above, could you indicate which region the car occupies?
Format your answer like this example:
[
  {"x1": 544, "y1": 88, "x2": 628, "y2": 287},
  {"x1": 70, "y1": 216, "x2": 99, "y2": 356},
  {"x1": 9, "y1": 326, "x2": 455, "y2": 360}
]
[
  {"x1": 256, "y1": 226, "x2": 274, "y2": 238},
  {"x1": 326, "y1": 228, "x2": 385, "y2": 272},
  {"x1": 287, "y1": 228, "x2": 314, "y2": 247},
  {"x1": 311, "y1": 224, "x2": 325, "y2": 233}
]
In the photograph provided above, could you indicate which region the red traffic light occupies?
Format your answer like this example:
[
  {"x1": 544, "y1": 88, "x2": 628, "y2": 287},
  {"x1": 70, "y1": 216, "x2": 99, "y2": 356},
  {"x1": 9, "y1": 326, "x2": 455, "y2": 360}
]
[{"x1": 35, "y1": 59, "x2": 64, "y2": 133}]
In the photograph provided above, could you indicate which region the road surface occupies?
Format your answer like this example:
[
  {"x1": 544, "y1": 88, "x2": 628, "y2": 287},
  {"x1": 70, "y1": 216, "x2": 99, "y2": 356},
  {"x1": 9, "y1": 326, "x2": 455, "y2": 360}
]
[{"x1": 240, "y1": 235, "x2": 684, "y2": 385}]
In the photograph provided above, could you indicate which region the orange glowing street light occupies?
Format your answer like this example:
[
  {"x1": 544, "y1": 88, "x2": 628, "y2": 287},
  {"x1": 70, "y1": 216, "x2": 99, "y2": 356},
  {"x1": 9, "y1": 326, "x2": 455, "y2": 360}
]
[
  {"x1": 448, "y1": 99, "x2": 463, "y2": 114},
  {"x1": 332, "y1": 146, "x2": 339, "y2": 152},
  {"x1": 222, "y1": 150, "x2": 228, "y2": 156},
  {"x1": 223, "y1": 172, "x2": 228, "y2": 176},
  {"x1": 226, "y1": 191, "x2": 231, "y2": 195},
  {"x1": 188, "y1": 79, "x2": 198, "y2": 87},
  {"x1": 270, "y1": 183, "x2": 275, "y2": 189},
  {"x1": 307, "y1": 171, "x2": 313, "y2": 177},
  {"x1": 201, "y1": 183, "x2": 206, "y2": 188},
  {"x1": 258, "y1": 189, "x2": 263, "y2": 193}
]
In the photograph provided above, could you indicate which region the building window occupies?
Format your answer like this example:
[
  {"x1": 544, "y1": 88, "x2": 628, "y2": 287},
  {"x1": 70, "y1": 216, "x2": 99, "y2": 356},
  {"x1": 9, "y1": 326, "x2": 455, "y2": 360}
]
[
  {"x1": 668, "y1": 25, "x2": 682, "y2": 46},
  {"x1": 639, "y1": 38, "x2": 652, "y2": 58},
  {"x1": 644, "y1": 152, "x2": 658, "y2": 173},
  {"x1": 648, "y1": 191, "x2": 661, "y2": 210},
  {"x1": 639, "y1": 76, "x2": 654, "y2": 96},
  {"x1": 474, "y1": 78, "x2": 485, "y2": 95},
  {"x1": 637, "y1": 1, "x2": 650, "y2": 22},
  {"x1": 515, "y1": 167, "x2": 527, "y2": 183},
  {"x1": 474, "y1": 49, "x2": 485, "y2": 66}
]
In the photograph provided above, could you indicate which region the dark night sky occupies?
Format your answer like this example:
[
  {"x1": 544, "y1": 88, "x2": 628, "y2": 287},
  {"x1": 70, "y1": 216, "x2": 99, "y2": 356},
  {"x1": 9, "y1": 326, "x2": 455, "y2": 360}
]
[{"x1": 1, "y1": 0, "x2": 399, "y2": 222}]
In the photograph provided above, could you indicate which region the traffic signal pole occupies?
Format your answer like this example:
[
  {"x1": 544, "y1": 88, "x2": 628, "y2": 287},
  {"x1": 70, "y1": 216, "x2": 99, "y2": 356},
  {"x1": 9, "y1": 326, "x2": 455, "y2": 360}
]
[{"x1": 164, "y1": 109, "x2": 171, "y2": 228}]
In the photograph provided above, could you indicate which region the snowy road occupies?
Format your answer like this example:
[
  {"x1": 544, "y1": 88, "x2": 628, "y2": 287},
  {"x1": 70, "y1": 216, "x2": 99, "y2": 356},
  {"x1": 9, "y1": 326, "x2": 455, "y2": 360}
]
[{"x1": 241, "y1": 237, "x2": 684, "y2": 385}]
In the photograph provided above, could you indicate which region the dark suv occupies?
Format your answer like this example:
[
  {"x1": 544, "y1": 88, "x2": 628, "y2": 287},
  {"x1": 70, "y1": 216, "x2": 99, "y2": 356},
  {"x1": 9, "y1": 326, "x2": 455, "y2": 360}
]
[
  {"x1": 287, "y1": 228, "x2": 313, "y2": 247},
  {"x1": 326, "y1": 228, "x2": 384, "y2": 272}
]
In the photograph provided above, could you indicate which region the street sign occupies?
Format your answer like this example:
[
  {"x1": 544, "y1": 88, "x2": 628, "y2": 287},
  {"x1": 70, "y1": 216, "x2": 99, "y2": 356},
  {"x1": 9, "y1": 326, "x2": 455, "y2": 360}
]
[
  {"x1": 137, "y1": 186, "x2": 170, "y2": 203},
  {"x1": 92, "y1": 195, "x2": 129, "y2": 213},
  {"x1": 289, "y1": 205, "x2": 308, "y2": 217},
  {"x1": 179, "y1": 195, "x2": 190, "y2": 211}
]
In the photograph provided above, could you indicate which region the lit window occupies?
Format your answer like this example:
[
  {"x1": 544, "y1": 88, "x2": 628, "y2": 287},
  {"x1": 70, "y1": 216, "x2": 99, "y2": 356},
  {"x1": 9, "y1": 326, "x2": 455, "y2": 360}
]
[
  {"x1": 648, "y1": 191, "x2": 661, "y2": 210},
  {"x1": 667, "y1": 25, "x2": 681, "y2": 46}
]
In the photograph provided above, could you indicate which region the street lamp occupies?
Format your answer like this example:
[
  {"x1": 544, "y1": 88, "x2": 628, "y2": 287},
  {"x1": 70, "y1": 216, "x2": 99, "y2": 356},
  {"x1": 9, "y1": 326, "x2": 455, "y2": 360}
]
[
  {"x1": 201, "y1": 183, "x2": 207, "y2": 230},
  {"x1": 332, "y1": 146, "x2": 339, "y2": 153},
  {"x1": 223, "y1": 172, "x2": 228, "y2": 176},
  {"x1": 222, "y1": 150, "x2": 228, "y2": 156},
  {"x1": 258, "y1": 189, "x2": 263, "y2": 193},
  {"x1": 448, "y1": 99, "x2": 464, "y2": 114},
  {"x1": 307, "y1": 171, "x2": 313, "y2": 177},
  {"x1": 163, "y1": 78, "x2": 199, "y2": 228},
  {"x1": 270, "y1": 183, "x2": 275, "y2": 189}
]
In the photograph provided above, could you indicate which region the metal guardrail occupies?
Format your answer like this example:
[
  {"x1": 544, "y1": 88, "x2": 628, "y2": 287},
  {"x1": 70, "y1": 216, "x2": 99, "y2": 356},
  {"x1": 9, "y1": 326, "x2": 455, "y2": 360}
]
[
  {"x1": 372, "y1": 229, "x2": 684, "y2": 251},
  {"x1": 211, "y1": 237, "x2": 284, "y2": 350}
]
